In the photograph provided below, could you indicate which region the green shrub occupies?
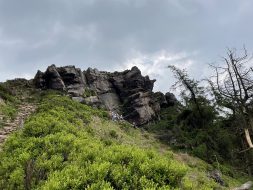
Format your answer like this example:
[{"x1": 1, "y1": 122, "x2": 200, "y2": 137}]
[
  {"x1": 193, "y1": 144, "x2": 207, "y2": 159},
  {"x1": 109, "y1": 130, "x2": 118, "y2": 139},
  {"x1": 0, "y1": 94, "x2": 189, "y2": 189},
  {"x1": 0, "y1": 83, "x2": 17, "y2": 103},
  {"x1": 83, "y1": 88, "x2": 97, "y2": 97},
  {"x1": 0, "y1": 103, "x2": 17, "y2": 120},
  {"x1": 0, "y1": 84, "x2": 18, "y2": 120}
]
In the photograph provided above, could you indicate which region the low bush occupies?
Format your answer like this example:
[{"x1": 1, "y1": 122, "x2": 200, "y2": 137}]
[
  {"x1": 0, "y1": 83, "x2": 19, "y2": 120},
  {"x1": 0, "y1": 94, "x2": 189, "y2": 189}
]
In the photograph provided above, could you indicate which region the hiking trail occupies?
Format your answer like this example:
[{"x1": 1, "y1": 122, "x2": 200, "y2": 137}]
[{"x1": 0, "y1": 102, "x2": 36, "y2": 149}]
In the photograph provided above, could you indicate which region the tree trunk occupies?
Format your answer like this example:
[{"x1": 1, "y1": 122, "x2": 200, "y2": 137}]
[
  {"x1": 244, "y1": 128, "x2": 253, "y2": 148},
  {"x1": 240, "y1": 136, "x2": 252, "y2": 176}
]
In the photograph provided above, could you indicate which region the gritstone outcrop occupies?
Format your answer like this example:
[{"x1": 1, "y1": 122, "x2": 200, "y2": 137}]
[{"x1": 34, "y1": 65, "x2": 177, "y2": 125}]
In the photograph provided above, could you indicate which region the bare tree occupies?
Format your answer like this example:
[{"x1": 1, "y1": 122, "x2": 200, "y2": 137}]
[
  {"x1": 209, "y1": 48, "x2": 253, "y2": 173},
  {"x1": 168, "y1": 65, "x2": 203, "y2": 117}
]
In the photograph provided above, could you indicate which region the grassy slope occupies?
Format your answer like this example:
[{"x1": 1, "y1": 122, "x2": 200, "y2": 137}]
[
  {"x1": 0, "y1": 82, "x2": 20, "y2": 128},
  {"x1": 145, "y1": 106, "x2": 251, "y2": 183},
  {"x1": 0, "y1": 90, "x2": 250, "y2": 189}
]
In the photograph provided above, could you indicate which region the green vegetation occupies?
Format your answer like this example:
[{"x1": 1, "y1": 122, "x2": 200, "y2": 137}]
[
  {"x1": 0, "y1": 102, "x2": 17, "y2": 121},
  {"x1": 0, "y1": 93, "x2": 236, "y2": 189},
  {"x1": 0, "y1": 83, "x2": 19, "y2": 122},
  {"x1": 83, "y1": 88, "x2": 97, "y2": 97},
  {"x1": 146, "y1": 55, "x2": 253, "y2": 184},
  {"x1": 0, "y1": 94, "x2": 180, "y2": 189},
  {"x1": 1, "y1": 54, "x2": 253, "y2": 190},
  {"x1": 0, "y1": 78, "x2": 41, "y2": 124},
  {"x1": 147, "y1": 65, "x2": 245, "y2": 173},
  {"x1": 147, "y1": 104, "x2": 239, "y2": 163}
]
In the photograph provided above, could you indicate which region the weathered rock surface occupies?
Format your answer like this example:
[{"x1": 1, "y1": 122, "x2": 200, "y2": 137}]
[
  {"x1": 109, "y1": 67, "x2": 158, "y2": 125},
  {"x1": 165, "y1": 92, "x2": 178, "y2": 106},
  {"x1": 34, "y1": 65, "x2": 177, "y2": 126},
  {"x1": 34, "y1": 65, "x2": 86, "y2": 96},
  {"x1": 208, "y1": 170, "x2": 225, "y2": 186}
]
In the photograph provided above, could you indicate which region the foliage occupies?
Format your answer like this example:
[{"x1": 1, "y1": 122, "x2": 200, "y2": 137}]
[
  {"x1": 0, "y1": 94, "x2": 192, "y2": 189},
  {"x1": 208, "y1": 48, "x2": 253, "y2": 175},
  {"x1": 147, "y1": 66, "x2": 242, "y2": 169},
  {"x1": 148, "y1": 55, "x2": 253, "y2": 177},
  {"x1": 0, "y1": 102, "x2": 17, "y2": 120},
  {"x1": 83, "y1": 88, "x2": 97, "y2": 97},
  {"x1": 0, "y1": 83, "x2": 19, "y2": 121},
  {"x1": 0, "y1": 66, "x2": 251, "y2": 189},
  {"x1": 0, "y1": 84, "x2": 16, "y2": 103},
  {"x1": 147, "y1": 105, "x2": 239, "y2": 167}
]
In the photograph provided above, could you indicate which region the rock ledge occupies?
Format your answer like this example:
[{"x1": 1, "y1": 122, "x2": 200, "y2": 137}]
[{"x1": 34, "y1": 65, "x2": 177, "y2": 125}]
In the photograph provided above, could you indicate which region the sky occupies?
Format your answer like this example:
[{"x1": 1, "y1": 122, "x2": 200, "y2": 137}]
[{"x1": 0, "y1": 0, "x2": 253, "y2": 93}]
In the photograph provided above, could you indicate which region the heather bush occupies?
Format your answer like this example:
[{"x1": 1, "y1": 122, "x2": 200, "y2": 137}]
[{"x1": 0, "y1": 94, "x2": 189, "y2": 189}]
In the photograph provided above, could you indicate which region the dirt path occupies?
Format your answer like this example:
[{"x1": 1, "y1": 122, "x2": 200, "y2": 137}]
[{"x1": 0, "y1": 103, "x2": 36, "y2": 149}]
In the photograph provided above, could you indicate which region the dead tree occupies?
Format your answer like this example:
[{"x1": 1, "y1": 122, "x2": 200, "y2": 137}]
[
  {"x1": 209, "y1": 47, "x2": 253, "y2": 174},
  {"x1": 168, "y1": 65, "x2": 203, "y2": 118}
]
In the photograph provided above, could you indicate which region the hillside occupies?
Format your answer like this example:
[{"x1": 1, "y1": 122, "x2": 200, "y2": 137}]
[
  {"x1": 0, "y1": 77, "x2": 252, "y2": 190},
  {"x1": 2, "y1": 0, "x2": 253, "y2": 189}
]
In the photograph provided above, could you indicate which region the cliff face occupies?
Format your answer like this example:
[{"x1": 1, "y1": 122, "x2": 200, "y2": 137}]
[{"x1": 34, "y1": 64, "x2": 177, "y2": 125}]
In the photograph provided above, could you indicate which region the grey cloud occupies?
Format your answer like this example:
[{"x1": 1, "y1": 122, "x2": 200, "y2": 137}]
[{"x1": 0, "y1": 0, "x2": 253, "y2": 92}]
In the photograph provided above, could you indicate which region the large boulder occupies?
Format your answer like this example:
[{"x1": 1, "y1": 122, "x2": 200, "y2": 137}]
[
  {"x1": 34, "y1": 70, "x2": 46, "y2": 89},
  {"x1": 165, "y1": 92, "x2": 178, "y2": 106},
  {"x1": 122, "y1": 92, "x2": 157, "y2": 125},
  {"x1": 34, "y1": 65, "x2": 65, "y2": 90},
  {"x1": 34, "y1": 65, "x2": 87, "y2": 96},
  {"x1": 154, "y1": 92, "x2": 168, "y2": 108},
  {"x1": 85, "y1": 68, "x2": 113, "y2": 94},
  {"x1": 109, "y1": 67, "x2": 159, "y2": 125},
  {"x1": 57, "y1": 66, "x2": 86, "y2": 86},
  {"x1": 44, "y1": 64, "x2": 66, "y2": 90},
  {"x1": 33, "y1": 65, "x2": 177, "y2": 126},
  {"x1": 85, "y1": 68, "x2": 121, "y2": 111},
  {"x1": 111, "y1": 66, "x2": 155, "y2": 96},
  {"x1": 98, "y1": 93, "x2": 121, "y2": 111},
  {"x1": 56, "y1": 66, "x2": 86, "y2": 96}
]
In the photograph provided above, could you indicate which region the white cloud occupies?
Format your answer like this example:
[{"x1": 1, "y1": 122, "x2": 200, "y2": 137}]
[
  {"x1": 0, "y1": 0, "x2": 253, "y2": 95},
  {"x1": 114, "y1": 50, "x2": 196, "y2": 93}
]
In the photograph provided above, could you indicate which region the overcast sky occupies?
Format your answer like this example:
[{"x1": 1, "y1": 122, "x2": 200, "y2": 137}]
[{"x1": 0, "y1": 0, "x2": 253, "y2": 92}]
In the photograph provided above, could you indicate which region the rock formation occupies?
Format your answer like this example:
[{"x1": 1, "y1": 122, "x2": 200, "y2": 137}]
[{"x1": 34, "y1": 64, "x2": 177, "y2": 125}]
